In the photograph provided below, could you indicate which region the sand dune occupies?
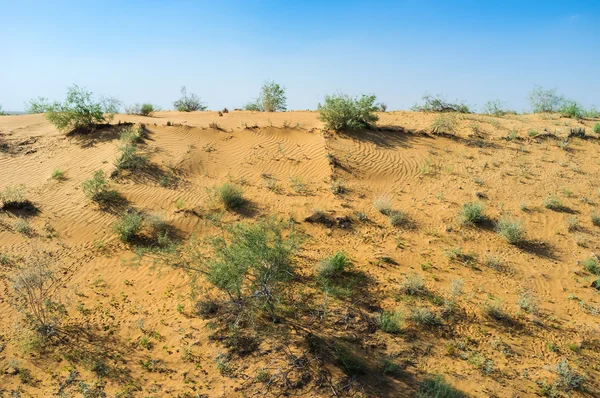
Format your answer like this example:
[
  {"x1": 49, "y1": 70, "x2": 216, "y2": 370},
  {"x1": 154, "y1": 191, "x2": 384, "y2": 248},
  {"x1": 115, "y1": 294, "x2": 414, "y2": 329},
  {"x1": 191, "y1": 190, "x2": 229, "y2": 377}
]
[{"x1": 1, "y1": 110, "x2": 599, "y2": 397}]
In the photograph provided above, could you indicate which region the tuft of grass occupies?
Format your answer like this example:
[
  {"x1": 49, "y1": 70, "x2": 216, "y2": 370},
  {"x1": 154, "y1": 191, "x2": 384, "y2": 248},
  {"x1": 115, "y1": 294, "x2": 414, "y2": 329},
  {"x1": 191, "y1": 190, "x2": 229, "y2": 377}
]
[
  {"x1": 417, "y1": 375, "x2": 466, "y2": 398},
  {"x1": 214, "y1": 183, "x2": 244, "y2": 210},
  {"x1": 388, "y1": 210, "x2": 409, "y2": 227},
  {"x1": 483, "y1": 301, "x2": 507, "y2": 321},
  {"x1": 0, "y1": 185, "x2": 28, "y2": 209},
  {"x1": 81, "y1": 170, "x2": 121, "y2": 205},
  {"x1": 318, "y1": 252, "x2": 351, "y2": 279},
  {"x1": 566, "y1": 216, "x2": 579, "y2": 232},
  {"x1": 543, "y1": 195, "x2": 563, "y2": 210},
  {"x1": 431, "y1": 113, "x2": 457, "y2": 135},
  {"x1": 120, "y1": 125, "x2": 146, "y2": 144},
  {"x1": 401, "y1": 273, "x2": 426, "y2": 296},
  {"x1": 115, "y1": 144, "x2": 148, "y2": 171},
  {"x1": 591, "y1": 213, "x2": 600, "y2": 227},
  {"x1": 459, "y1": 202, "x2": 485, "y2": 225},
  {"x1": 496, "y1": 217, "x2": 524, "y2": 245},
  {"x1": 14, "y1": 218, "x2": 31, "y2": 235},
  {"x1": 51, "y1": 169, "x2": 66, "y2": 181},
  {"x1": 555, "y1": 360, "x2": 586, "y2": 391},
  {"x1": 410, "y1": 307, "x2": 440, "y2": 326},
  {"x1": 593, "y1": 123, "x2": 600, "y2": 134},
  {"x1": 113, "y1": 211, "x2": 143, "y2": 242},
  {"x1": 379, "y1": 311, "x2": 402, "y2": 334},
  {"x1": 373, "y1": 196, "x2": 393, "y2": 215},
  {"x1": 580, "y1": 257, "x2": 599, "y2": 275}
]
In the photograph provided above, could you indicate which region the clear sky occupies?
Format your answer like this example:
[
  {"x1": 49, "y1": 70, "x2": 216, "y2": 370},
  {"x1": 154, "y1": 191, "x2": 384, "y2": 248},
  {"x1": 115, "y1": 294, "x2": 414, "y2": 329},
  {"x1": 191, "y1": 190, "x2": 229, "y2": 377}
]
[{"x1": 2, "y1": 0, "x2": 599, "y2": 112}]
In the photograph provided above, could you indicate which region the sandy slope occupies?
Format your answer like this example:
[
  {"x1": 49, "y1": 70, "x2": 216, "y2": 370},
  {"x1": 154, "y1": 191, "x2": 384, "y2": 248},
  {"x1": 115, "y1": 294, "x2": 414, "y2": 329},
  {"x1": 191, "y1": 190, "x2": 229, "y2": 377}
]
[{"x1": 1, "y1": 110, "x2": 600, "y2": 397}]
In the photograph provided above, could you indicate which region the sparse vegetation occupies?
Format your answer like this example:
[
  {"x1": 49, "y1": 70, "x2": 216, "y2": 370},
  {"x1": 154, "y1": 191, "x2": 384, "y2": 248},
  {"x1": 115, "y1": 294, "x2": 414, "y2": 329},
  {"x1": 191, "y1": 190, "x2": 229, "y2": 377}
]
[
  {"x1": 580, "y1": 257, "x2": 599, "y2": 274},
  {"x1": 379, "y1": 310, "x2": 402, "y2": 334},
  {"x1": 115, "y1": 143, "x2": 148, "y2": 171},
  {"x1": 0, "y1": 185, "x2": 28, "y2": 209},
  {"x1": 318, "y1": 93, "x2": 379, "y2": 132},
  {"x1": 27, "y1": 85, "x2": 119, "y2": 133},
  {"x1": 528, "y1": 85, "x2": 563, "y2": 113},
  {"x1": 113, "y1": 211, "x2": 144, "y2": 242},
  {"x1": 173, "y1": 86, "x2": 206, "y2": 112},
  {"x1": 125, "y1": 103, "x2": 157, "y2": 116},
  {"x1": 593, "y1": 123, "x2": 600, "y2": 134},
  {"x1": 481, "y1": 99, "x2": 509, "y2": 116},
  {"x1": 51, "y1": 169, "x2": 66, "y2": 181},
  {"x1": 431, "y1": 113, "x2": 457, "y2": 135},
  {"x1": 543, "y1": 195, "x2": 563, "y2": 210},
  {"x1": 417, "y1": 375, "x2": 466, "y2": 398},
  {"x1": 373, "y1": 196, "x2": 393, "y2": 215},
  {"x1": 401, "y1": 273, "x2": 426, "y2": 296},
  {"x1": 318, "y1": 252, "x2": 351, "y2": 279}
]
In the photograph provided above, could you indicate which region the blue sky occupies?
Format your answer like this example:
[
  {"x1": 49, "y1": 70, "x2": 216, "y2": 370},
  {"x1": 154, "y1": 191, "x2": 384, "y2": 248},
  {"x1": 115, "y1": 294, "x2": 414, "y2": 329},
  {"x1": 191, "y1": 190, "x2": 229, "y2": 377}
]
[{"x1": 1, "y1": 0, "x2": 599, "y2": 112}]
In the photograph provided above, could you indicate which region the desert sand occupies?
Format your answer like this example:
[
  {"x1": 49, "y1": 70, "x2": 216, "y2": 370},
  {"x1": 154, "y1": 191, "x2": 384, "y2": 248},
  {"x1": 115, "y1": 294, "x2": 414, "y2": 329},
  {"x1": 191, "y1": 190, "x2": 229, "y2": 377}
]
[{"x1": 1, "y1": 110, "x2": 599, "y2": 397}]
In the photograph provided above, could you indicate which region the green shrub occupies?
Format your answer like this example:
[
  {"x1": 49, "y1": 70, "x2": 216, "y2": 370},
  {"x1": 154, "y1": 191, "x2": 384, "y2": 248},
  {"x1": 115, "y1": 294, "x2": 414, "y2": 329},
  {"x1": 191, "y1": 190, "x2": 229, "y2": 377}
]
[
  {"x1": 205, "y1": 218, "x2": 299, "y2": 315},
  {"x1": 113, "y1": 211, "x2": 143, "y2": 242},
  {"x1": 583, "y1": 107, "x2": 600, "y2": 118},
  {"x1": 559, "y1": 100, "x2": 584, "y2": 119},
  {"x1": 412, "y1": 94, "x2": 471, "y2": 113},
  {"x1": 379, "y1": 311, "x2": 402, "y2": 334},
  {"x1": 318, "y1": 93, "x2": 379, "y2": 132},
  {"x1": 591, "y1": 213, "x2": 600, "y2": 227},
  {"x1": 580, "y1": 257, "x2": 599, "y2": 275},
  {"x1": 115, "y1": 144, "x2": 148, "y2": 171},
  {"x1": 125, "y1": 103, "x2": 157, "y2": 116},
  {"x1": 410, "y1": 307, "x2": 440, "y2": 326},
  {"x1": 431, "y1": 113, "x2": 457, "y2": 135},
  {"x1": 51, "y1": 169, "x2": 66, "y2": 181},
  {"x1": 481, "y1": 100, "x2": 508, "y2": 116},
  {"x1": 593, "y1": 123, "x2": 600, "y2": 134},
  {"x1": 0, "y1": 105, "x2": 7, "y2": 116},
  {"x1": 388, "y1": 210, "x2": 409, "y2": 227},
  {"x1": 543, "y1": 195, "x2": 563, "y2": 210},
  {"x1": 402, "y1": 273, "x2": 426, "y2": 296},
  {"x1": 120, "y1": 126, "x2": 146, "y2": 144},
  {"x1": 214, "y1": 183, "x2": 244, "y2": 210},
  {"x1": 528, "y1": 85, "x2": 563, "y2": 113},
  {"x1": 28, "y1": 85, "x2": 120, "y2": 133},
  {"x1": 417, "y1": 375, "x2": 466, "y2": 398},
  {"x1": 459, "y1": 202, "x2": 484, "y2": 225},
  {"x1": 318, "y1": 252, "x2": 351, "y2": 279},
  {"x1": 496, "y1": 217, "x2": 524, "y2": 244},
  {"x1": 81, "y1": 170, "x2": 120, "y2": 204},
  {"x1": 555, "y1": 360, "x2": 585, "y2": 391},
  {"x1": 173, "y1": 86, "x2": 206, "y2": 112},
  {"x1": 244, "y1": 80, "x2": 287, "y2": 112},
  {"x1": 140, "y1": 103, "x2": 155, "y2": 116}
]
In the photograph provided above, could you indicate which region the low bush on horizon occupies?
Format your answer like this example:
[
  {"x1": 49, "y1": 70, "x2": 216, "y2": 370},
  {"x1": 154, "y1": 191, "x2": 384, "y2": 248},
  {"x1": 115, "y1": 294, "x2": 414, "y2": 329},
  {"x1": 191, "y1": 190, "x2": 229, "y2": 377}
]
[
  {"x1": 431, "y1": 113, "x2": 457, "y2": 135},
  {"x1": 0, "y1": 105, "x2": 8, "y2": 116},
  {"x1": 27, "y1": 85, "x2": 120, "y2": 133},
  {"x1": 318, "y1": 93, "x2": 379, "y2": 132},
  {"x1": 412, "y1": 94, "x2": 471, "y2": 113},
  {"x1": 244, "y1": 80, "x2": 287, "y2": 112},
  {"x1": 125, "y1": 103, "x2": 158, "y2": 116},
  {"x1": 528, "y1": 85, "x2": 563, "y2": 113},
  {"x1": 481, "y1": 99, "x2": 510, "y2": 116},
  {"x1": 173, "y1": 86, "x2": 207, "y2": 112}
]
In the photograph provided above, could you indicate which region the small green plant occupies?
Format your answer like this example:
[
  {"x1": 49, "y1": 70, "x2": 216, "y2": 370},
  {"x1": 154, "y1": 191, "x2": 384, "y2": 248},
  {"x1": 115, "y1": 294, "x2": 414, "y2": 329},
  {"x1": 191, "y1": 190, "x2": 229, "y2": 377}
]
[
  {"x1": 329, "y1": 180, "x2": 346, "y2": 195},
  {"x1": 28, "y1": 85, "x2": 119, "y2": 133},
  {"x1": 289, "y1": 176, "x2": 307, "y2": 194},
  {"x1": 113, "y1": 211, "x2": 143, "y2": 242},
  {"x1": 388, "y1": 210, "x2": 409, "y2": 227},
  {"x1": 410, "y1": 307, "x2": 440, "y2": 326},
  {"x1": 173, "y1": 86, "x2": 206, "y2": 112},
  {"x1": 555, "y1": 360, "x2": 585, "y2": 391},
  {"x1": 559, "y1": 100, "x2": 584, "y2": 119},
  {"x1": 459, "y1": 202, "x2": 485, "y2": 225},
  {"x1": 379, "y1": 310, "x2": 402, "y2": 334},
  {"x1": 318, "y1": 252, "x2": 351, "y2": 279},
  {"x1": 483, "y1": 300, "x2": 507, "y2": 321},
  {"x1": 496, "y1": 217, "x2": 524, "y2": 244},
  {"x1": 580, "y1": 257, "x2": 599, "y2": 274},
  {"x1": 566, "y1": 216, "x2": 579, "y2": 232},
  {"x1": 51, "y1": 169, "x2": 66, "y2": 181},
  {"x1": 543, "y1": 195, "x2": 563, "y2": 210},
  {"x1": 591, "y1": 213, "x2": 600, "y2": 227},
  {"x1": 0, "y1": 185, "x2": 28, "y2": 209},
  {"x1": 401, "y1": 273, "x2": 426, "y2": 296},
  {"x1": 115, "y1": 144, "x2": 148, "y2": 171},
  {"x1": 244, "y1": 80, "x2": 287, "y2": 112},
  {"x1": 120, "y1": 125, "x2": 146, "y2": 144},
  {"x1": 417, "y1": 375, "x2": 466, "y2": 398},
  {"x1": 318, "y1": 93, "x2": 379, "y2": 132},
  {"x1": 431, "y1": 113, "x2": 457, "y2": 135},
  {"x1": 593, "y1": 123, "x2": 600, "y2": 134},
  {"x1": 14, "y1": 218, "x2": 31, "y2": 235},
  {"x1": 527, "y1": 129, "x2": 538, "y2": 137},
  {"x1": 81, "y1": 170, "x2": 121, "y2": 205},
  {"x1": 125, "y1": 103, "x2": 157, "y2": 116},
  {"x1": 214, "y1": 183, "x2": 244, "y2": 210}
]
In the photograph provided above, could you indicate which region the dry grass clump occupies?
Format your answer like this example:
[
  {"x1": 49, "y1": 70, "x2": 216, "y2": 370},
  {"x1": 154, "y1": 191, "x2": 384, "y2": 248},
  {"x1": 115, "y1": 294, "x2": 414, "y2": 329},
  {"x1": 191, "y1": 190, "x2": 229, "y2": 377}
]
[
  {"x1": 496, "y1": 217, "x2": 524, "y2": 244},
  {"x1": 214, "y1": 183, "x2": 245, "y2": 210},
  {"x1": 459, "y1": 202, "x2": 485, "y2": 225}
]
